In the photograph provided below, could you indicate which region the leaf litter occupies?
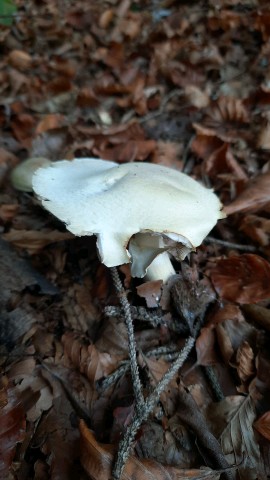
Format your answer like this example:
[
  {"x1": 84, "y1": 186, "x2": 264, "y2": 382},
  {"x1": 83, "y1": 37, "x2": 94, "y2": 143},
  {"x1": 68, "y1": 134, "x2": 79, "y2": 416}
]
[{"x1": 1, "y1": 0, "x2": 270, "y2": 479}]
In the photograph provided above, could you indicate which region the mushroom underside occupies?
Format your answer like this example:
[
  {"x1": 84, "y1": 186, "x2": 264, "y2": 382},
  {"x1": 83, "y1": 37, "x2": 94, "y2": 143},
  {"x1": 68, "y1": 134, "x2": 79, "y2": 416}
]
[{"x1": 125, "y1": 230, "x2": 193, "y2": 278}]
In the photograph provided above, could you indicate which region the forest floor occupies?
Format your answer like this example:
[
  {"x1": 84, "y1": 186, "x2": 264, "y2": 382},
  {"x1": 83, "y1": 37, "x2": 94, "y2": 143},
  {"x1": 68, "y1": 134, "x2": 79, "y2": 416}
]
[{"x1": 1, "y1": 1, "x2": 270, "y2": 479}]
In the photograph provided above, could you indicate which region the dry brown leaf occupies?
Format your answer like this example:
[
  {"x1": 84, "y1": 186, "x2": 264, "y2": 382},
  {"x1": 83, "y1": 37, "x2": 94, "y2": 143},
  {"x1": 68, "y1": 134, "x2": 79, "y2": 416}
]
[
  {"x1": 10, "y1": 113, "x2": 36, "y2": 146},
  {"x1": 193, "y1": 97, "x2": 250, "y2": 142},
  {"x1": 35, "y1": 395, "x2": 80, "y2": 480},
  {"x1": 116, "y1": 13, "x2": 142, "y2": 40},
  {"x1": 143, "y1": 355, "x2": 170, "y2": 385},
  {"x1": 239, "y1": 214, "x2": 270, "y2": 246},
  {"x1": 0, "y1": 379, "x2": 26, "y2": 478},
  {"x1": 203, "y1": 143, "x2": 248, "y2": 181},
  {"x1": 0, "y1": 203, "x2": 19, "y2": 223},
  {"x1": 200, "y1": 303, "x2": 256, "y2": 366},
  {"x1": 206, "y1": 395, "x2": 245, "y2": 438},
  {"x1": 8, "y1": 358, "x2": 54, "y2": 422},
  {"x1": 215, "y1": 314, "x2": 256, "y2": 366},
  {"x1": 209, "y1": 254, "x2": 270, "y2": 304},
  {"x1": 99, "y1": 9, "x2": 114, "y2": 29},
  {"x1": 151, "y1": 141, "x2": 183, "y2": 170},
  {"x1": 184, "y1": 85, "x2": 210, "y2": 109},
  {"x1": 191, "y1": 134, "x2": 224, "y2": 160},
  {"x1": 93, "y1": 139, "x2": 156, "y2": 162},
  {"x1": 254, "y1": 411, "x2": 270, "y2": 441},
  {"x1": 207, "y1": 304, "x2": 245, "y2": 327},
  {"x1": 35, "y1": 114, "x2": 65, "y2": 134},
  {"x1": 65, "y1": 7, "x2": 96, "y2": 30},
  {"x1": 76, "y1": 121, "x2": 145, "y2": 143},
  {"x1": 77, "y1": 87, "x2": 99, "y2": 108},
  {"x1": 236, "y1": 341, "x2": 255, "y2": 383},
  {"x1": 8, "y1": 50, "x2": 32, "y2": 71},
  {"x1": 79, "y1": 421, "x2": 221, "y2": 480},
  {"x1": 3, "y1": 229, "x2": 73, "y2": 254},
  {"x1": 257, "y1": 122, "x2": 270, "y2": 149},
  {"x1": 95, "y1": 317, "x2": 129, "y2": 356},
  {"x1": 62, "y1": 281, "x2": 100, "y2": 334},
  {"x1": 224, "y1": 172, "x2": 270, "y2": 215},
  {"x1": 242, "y1": 304, "x2": 270, "y2": 332},
  {"x1": 220, "y1": 396, "x2": 262, "y2": 480},
  {"x1": 61, "y1": 332, "x2": 124, "y2": 385},
  {"x1": 196, "y1": 327, "x2": 219, "y2": 366},
  {"x1": 208, "y1": 97, "x2": 250, "y2": 125},
  {"x1": 136, "y1": 280, "x2": 163, "y2": 308}
]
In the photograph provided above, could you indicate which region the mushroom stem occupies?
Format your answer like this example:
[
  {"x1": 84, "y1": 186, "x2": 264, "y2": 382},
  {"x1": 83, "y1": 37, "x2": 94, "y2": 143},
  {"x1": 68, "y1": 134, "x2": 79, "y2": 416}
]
[{"x1": 145, "y1": 251, "x2": 176, "y2": 283}]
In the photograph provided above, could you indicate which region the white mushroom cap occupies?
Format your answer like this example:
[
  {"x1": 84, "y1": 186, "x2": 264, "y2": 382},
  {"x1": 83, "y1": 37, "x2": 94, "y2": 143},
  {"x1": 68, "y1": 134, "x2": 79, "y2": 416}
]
[{"x1": 32, "y1": 158, "x2": 224, "y2": 277}]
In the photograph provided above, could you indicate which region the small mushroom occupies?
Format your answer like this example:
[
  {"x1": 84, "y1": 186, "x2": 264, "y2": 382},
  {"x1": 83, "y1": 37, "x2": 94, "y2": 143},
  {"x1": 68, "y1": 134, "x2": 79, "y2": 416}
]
[
  {"x1": 10, "y1": 157, "x2": 52, "y2": 192},
  {"x1": 32, "y1": 158, "x2": 225, "y2": 282}
]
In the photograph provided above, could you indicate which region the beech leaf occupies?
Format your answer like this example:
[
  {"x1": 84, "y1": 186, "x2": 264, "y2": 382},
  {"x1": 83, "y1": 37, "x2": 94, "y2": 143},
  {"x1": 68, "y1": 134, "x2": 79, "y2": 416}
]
[
  {"x1": 220, "y1": 396, "x2": 262, "y2": 480},
  {"x1": 209, "y1": 254, "x2": 270, "y2": 304},
  {"x1": 79, "y1": 421, "x2": 222, "y2": 480}
]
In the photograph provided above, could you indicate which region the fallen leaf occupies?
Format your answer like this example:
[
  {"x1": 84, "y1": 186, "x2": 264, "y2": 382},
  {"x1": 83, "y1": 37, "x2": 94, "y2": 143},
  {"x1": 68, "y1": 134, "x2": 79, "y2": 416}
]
[
  {"x1": 93, "y1": 139, "x2": 156, "y2": 162},
  {"x1": 3, "y1": 229, "x2": 73, "y2": 254},
  {"x1": 242, "y1": 304, "x2": 270, "y2": 332},
  {"x1": 236, "y1": 341, "x2": 255, "y2": 383},
  {"x1": 184, "y1": 85, "x2": 210, "y2": 109},
  {"x1": 9, "y1": 358, "x2": 53, "y2": 422},
  {"x1": 0, "y1": 379, "x2": 26, "y2": 477},
  {"x1": 99, "y1": 9, "x2": 114, "y2": 29},
  {"x1": 79, "y1": 420, "x2": 222, "y2": 480},
  {"x1": 34, "y1": 395, "x2": 80, "y2": 479},
  {"x1": 257, "y1": 122, "x2": 270, "y2": 149},
  {"x1": 136, "y1": 280, "x2": 163, "y2": 308},
  {"x1": 151, "y1": 141, "x2": 183, "y2": 170},
  {"x1": 203, "y1": 143, "x2": 248, "y2": 181},
  {"x1": 224, "y1": 172, "x2": 270, "y2": 216},
  {"x1": 0, "y1": 203, "x2": 19, "y2": 222},
  {"x1": 8, "y1": 50, "x2": 32, "y2": 71},
  {"x1": 196, "y1": 327, "x2": 219, "y2": 366},
  {"x1": 0, "y1": 238, "x2": 58, "y2": 301},
  {"x1": 10, "y1": 113, "x2": 36, "y2": 147},
  {"x1": 35, "y1": 114, "x2": 65, "y2": 135},
  {"x1": 209, "y1": 254, "x2": 270, "y2": 304},
  {"x1": 220, "y1": 396, "x2": 262, "y2": 480},
  {"x1": 239, "y1": 214, "x2": 270, "y2": 246},
  {"x1": 254, "y1": 411, "x2": 270, "y2": 441},
  {"x1": 191, "y1": 134, "x2": 224, "y2": 160},
  {"x1": 206, "y1": 395, "x2": 245, "y2": 438},
  {"x1": 61, "y1": 332, "x2": 124, "y2": 385}
]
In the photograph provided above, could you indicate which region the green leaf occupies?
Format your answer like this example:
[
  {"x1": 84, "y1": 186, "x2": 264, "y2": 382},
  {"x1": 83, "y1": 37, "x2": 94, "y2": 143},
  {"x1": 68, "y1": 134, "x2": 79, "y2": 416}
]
[{"x1": 0, "y1": 0, "x2": 17, "y2": 27}]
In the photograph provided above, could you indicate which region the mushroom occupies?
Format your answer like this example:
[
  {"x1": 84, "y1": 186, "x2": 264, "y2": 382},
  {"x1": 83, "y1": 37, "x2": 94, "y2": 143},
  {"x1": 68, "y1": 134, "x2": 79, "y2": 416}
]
[
  {"x1": 32, "y1": 158, "x2": 225, "y2": 282},
  {"x1": 11, "y1": 157, "x2": 52, "y2": 192}
]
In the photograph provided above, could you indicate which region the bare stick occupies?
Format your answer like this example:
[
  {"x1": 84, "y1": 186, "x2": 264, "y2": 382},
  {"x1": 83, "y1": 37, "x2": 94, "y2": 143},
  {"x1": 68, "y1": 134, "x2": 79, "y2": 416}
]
[
  {"x1": 205, "y1": 236, "x2": 258, "y2": 252},
  {"x1": 110, "y1": 267, "x2": 144, "y2": 410},
  {"x1": 112, "y1": 335, "x2": 195, "y2": 480}
]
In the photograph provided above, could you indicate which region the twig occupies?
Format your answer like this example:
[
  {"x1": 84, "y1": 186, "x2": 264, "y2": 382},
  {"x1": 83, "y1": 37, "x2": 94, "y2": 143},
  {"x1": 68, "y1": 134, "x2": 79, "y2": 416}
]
[
  {"x1": 182, "y1": 134, "x2": 196, "y2": 174},
  {"x1": 110, "y1": 268, "x2": 144, "y2": 410},
  {"x1": 104, "y1": 305, "x2": 164, "y2": 327},
  {"x1": 205, "y1": 236, "x2": 258, "y2": 252},
  {"x1": 203, "y1": 365, "x2": 224, "y2": 402},
  {"x1": 97, "y1": 344, "x2": 180, "y2": 392},
  {"x1": 112, "y1": 335, "x2": 195, "y2": 480},
  {"x1": 138, "y1": 89, "x2": 184, "y2": 124},
  {"x1": 176, "y1": 385, "x2": 233, "y2": 480},
  {"x1": 96, "y1": 361, "x2": 130, "y2": 392}
]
